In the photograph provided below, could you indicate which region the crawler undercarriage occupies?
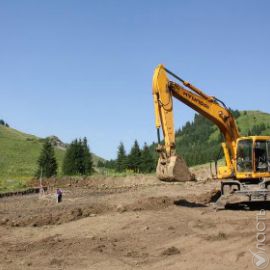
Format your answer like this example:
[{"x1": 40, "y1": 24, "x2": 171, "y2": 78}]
[{"x1": 215, "y1": 179, "x2": 270, "y2": 209}]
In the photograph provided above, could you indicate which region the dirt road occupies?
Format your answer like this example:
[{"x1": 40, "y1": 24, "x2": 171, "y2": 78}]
[{"x1": 0, "y1": 175, "x2": 269, "y2": 270}]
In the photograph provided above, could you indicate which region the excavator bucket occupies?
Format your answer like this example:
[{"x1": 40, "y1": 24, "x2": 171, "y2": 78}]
[{"x1": 156, "y1": 155, "x2": 194, "y2": 182}]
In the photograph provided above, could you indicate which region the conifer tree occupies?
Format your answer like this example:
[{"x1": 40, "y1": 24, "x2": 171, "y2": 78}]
[
  {"x1": 116, "y1": 142, "x2": 127, "y2": 172},
  {"x1": 97, "y1": 160, "x2": 105, "y2": 168},
  {"x1": 63, "y1": 138, "x2": 93, "y2": 175},
  {"x1": 82, "y1": 137, "x2": 93, "y2": 175},
  {"x1": 127, "y1": 140, "x2": 141, "y2": 172},
  {"x1": 63, "y1": 139, "x2": 77, "y2": 175},
  {"x1": 36, "y1": 139, "x2": 58, "y2": 177},
  {"x1": 140, "y1": 143, "x2": 155, "y2": 173}
]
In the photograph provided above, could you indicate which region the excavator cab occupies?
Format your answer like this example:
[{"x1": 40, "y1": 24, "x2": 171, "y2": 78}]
[
  {"x1": 215, "y1": 136, "x2": 270, "y2": 208},
  {"x1": 254, "y1": 140, "x2": 270, "y2": 172},
  {"x1": 235, "y1": 137, "x2": 270, "y2": 179},
  {"x1": 236, "y1": 139, "x2": 253, "y2": 173}
]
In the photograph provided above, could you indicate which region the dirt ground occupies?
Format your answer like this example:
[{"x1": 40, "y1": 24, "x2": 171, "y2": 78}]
[{"x1": 0, "y1": 173, "x2": 270, "y2": 270}]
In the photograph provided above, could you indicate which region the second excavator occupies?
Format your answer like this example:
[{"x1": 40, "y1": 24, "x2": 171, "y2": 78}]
[{"x1": 152, "y1": 64, "x2": 270, "y2": 205}]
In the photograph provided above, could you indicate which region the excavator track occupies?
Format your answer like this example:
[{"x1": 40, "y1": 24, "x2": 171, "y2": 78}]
[{"x1": 215, "y1": 179, "x2": 270, "y2": 209}]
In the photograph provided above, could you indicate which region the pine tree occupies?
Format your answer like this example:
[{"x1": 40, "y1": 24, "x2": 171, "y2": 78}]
[
  {"x1": 75, "y1": 138, "x2": 84, "y2": 174},
  {"x1": 127, "y1": 140, "x2": 141, "y2": 172},
  {"x1": 36, "y1": 139, "x2": 58, "y2": 178},
  {"x1": 97, "y1": 160, "x2": 105, "y2": 168},
  {"x1": 105, "y1": 159, "x2": 116, "y2": 169},
  {"x1": 63, "y1": 139, "x2": 76, "y2": 175},
  {"x1": 0, "y1": 119, "x2": 9, "y2": 127},
  {"x1": 62, "y1": 138, "x2": 93, "y2": 176},
  {"x1": 116, "y1": 142, "x2": 127, "y2": 172},
  {"x1": 82, "y1": 137, "x2": 93, "y2": 175},
  {"x1": 140, "y1": 143, "x2": 155, "y2": 173}
]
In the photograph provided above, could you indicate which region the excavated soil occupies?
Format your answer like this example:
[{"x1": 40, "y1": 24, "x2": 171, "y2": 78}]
[{"x1": 1, "y1": 174, "x2": 270, "y2": 270}]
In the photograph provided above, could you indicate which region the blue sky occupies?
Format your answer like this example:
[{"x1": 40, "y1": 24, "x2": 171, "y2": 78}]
[{"x1": 1, "y1": 0, "x2": 270, "y2": 159}]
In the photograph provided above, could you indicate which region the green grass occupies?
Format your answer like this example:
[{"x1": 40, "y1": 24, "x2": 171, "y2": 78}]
[
  {"x1": 208, "y1": 110, "x2": 270, "y2": 142},
  {"x1": 0, "y1": 125, "x2": 65, "y2": 191},
  {"x1": 236, "y1": 110, "x2": 270, "y2": 135},
  {"x1": 96, "y1": 167, "x2": 155, "y2": 177},
  {"x1": 0, "y1": 125, "x2": 102, "y2": 192}
]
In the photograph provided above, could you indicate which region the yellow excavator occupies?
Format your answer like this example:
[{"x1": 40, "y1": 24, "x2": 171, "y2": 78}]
[{"x1": 152, "y1": 64, "x2": 270, "y2": 205}]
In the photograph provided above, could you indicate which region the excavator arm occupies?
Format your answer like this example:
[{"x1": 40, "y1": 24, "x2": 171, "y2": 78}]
[{"x1": 152, "y1": 64, "x2": 240, "y2": 181}]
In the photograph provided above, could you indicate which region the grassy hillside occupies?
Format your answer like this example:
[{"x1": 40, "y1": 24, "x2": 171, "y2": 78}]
[
  {"x1": 174, "y1": 110, "x2": 270, "y2": 166},
  {"x1": 236, "y1": 110, "x2": 270, "y2": 135},
  {"x1": 0, "y1": 125, "x2": 103, "y2": 191},
  {"x1": 209, "y1": 110, "x2": 270, "y2": 142}
]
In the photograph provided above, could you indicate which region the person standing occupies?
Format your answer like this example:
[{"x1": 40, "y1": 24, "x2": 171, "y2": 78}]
[{"x1": 56, "y1": 188, "x2": 63, "y2": 203}]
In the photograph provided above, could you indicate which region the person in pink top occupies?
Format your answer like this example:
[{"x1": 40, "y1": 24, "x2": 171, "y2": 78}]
[{"x1": 56, "y1": 188, "x2": 63, "y2": 203}]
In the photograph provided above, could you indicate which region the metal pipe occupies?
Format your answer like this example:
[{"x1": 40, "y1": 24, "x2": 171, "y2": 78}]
[{"x1": 157, "y1": 128, "x2": 161, "y2": 144}]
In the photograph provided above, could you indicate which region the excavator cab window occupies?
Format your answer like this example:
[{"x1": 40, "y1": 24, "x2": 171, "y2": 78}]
[
  {"x1": 237, "y1": 139, "x2": 253, "y2": 172},
  {"x1": 254, "y1": 140, "x2": 270, "y2": 172}
]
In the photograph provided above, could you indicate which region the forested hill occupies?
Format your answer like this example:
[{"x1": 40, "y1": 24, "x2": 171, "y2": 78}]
[{"x1": 174, "y1": 110, "x2": 270, "y2": 166}]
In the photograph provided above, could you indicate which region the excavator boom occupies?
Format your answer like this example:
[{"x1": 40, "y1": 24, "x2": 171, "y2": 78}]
[
  {"x1": 152, "y1": 65, "x2": 193, "y2": 181},
  {"x1": 153, "y1": 64, "x2": 240, "y2": 181}
]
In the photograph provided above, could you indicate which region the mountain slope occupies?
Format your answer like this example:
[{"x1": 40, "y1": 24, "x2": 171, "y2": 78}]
[
  {"x1": 208, "y1": 110, "x2": 270, "y2": 142},
  {"x1": 0, "y1": 125, "x2": 103, "y2": 188},
  {"x1": 174, "y1": 110, "x2": 270, "y2": 166}
]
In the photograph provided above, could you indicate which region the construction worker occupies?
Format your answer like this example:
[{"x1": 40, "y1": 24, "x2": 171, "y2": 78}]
[{"x1": 56, "y1": 188, "x2": 63, "y2": 203}]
